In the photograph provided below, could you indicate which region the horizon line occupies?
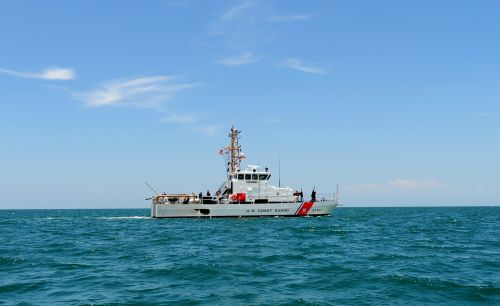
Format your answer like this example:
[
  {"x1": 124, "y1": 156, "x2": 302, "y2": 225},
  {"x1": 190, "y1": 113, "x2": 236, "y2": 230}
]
[{"x1": 1, "y1": 205, "x2": 499, "y2": 211}]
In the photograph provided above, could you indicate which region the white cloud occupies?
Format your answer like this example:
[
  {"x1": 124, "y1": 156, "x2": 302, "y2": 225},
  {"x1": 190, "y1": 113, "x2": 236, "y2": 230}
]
[
  {"x1": 387, "y1": 179, "x2": 443, "y2": 189},
  {"x1": 201, "y1": 1, "x2": 314, "y2": 67},
  {"x1": 74, "y1": 76, "x2": 198, "y2": 109},
  {"x1": 221, "y1": 1, "x2": 257, "y2": 20},
  {"x1": 216, "y1": 51, "x2": 260, "y2": 66},
  {"x1": 346, "y1": 179, "x2": 446, "y2": 192},
  {"x1": 44, "y1": 73, "x2": 209, "y2": 134},
  {"x1": 0, "y1": 67, "x2": 75, "y2": 80},
  {"x1": 282, "y1": 58, "x2": 326, "y2": 74},
  {"x1": 268, "y1": 14, "x2": 314, "y2": 22}
]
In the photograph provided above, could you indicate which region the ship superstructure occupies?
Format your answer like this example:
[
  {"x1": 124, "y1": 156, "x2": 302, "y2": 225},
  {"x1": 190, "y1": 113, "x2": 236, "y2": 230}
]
[{"x1": 150, "y1": 127, "x2": 339, "y2": 218}]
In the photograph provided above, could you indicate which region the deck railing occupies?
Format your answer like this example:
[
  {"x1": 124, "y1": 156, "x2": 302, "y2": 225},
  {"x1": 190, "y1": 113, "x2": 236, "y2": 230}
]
[{"x1": 154, "y1": 192, "x2": 337, "y2": 205}]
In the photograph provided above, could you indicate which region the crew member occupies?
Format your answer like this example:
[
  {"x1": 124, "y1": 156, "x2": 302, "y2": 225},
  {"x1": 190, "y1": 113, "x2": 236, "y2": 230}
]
[{"x1": 311, "y1": 189, "x2": 316, "y2": 202}]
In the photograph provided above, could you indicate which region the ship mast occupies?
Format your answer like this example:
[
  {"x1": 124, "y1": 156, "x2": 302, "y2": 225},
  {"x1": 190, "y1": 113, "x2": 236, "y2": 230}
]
[{"x1": 228, "y1": 126, "x2": 244, "y2": 175}]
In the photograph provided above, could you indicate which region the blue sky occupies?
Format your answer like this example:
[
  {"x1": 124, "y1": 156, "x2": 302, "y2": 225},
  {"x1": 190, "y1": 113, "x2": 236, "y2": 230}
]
[{"x1": 1, "y1": 0, "x2": 499, "y2": 208}]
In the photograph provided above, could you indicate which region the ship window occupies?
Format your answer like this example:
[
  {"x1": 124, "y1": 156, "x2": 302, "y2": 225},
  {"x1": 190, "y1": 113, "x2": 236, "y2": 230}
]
[
  {"x1": 238, "y1": 174, "x2": 244, "y2": 180},
  {"x1": 259, "y1": 174, "x2": 268, "y2": 180},
  {"x1": 252, "y1": 174, "x2": 258, "y2": 180},
  {"x1": 245, "y1": 174, "x2": 251, "y2": 180}
]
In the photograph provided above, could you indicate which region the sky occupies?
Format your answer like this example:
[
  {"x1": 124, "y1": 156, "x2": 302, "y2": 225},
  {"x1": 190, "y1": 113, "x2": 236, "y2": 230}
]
[{"x1": 0, "y1": 0, "x2": 499, "y2": 208}]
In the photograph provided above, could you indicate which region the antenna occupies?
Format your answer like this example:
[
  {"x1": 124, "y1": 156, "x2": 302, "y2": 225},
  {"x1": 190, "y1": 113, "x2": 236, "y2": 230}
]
[
  {"x1": 228, "y1": 126, "x2": 244, "y2": 174},
  {"x1": 257, "y1": 144, "x2": 260, "y2": 167},
  {"x1": 145, "y1": 182, "x2": 159, "y2": 194},
  {"x1": 278, "y1": 149, "x2": 281, "y2": 188}
]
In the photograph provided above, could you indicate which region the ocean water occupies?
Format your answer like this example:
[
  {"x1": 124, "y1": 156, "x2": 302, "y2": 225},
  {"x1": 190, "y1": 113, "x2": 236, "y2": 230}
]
[{"x1": 0, "y1": 207, "x2": 499, "y2": 305}]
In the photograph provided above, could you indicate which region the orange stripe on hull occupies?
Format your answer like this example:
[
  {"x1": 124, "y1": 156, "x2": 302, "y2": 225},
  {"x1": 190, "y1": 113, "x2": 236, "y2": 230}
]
[{"x1": 296, "y1": 201, "x2": 314, "y2": 216}]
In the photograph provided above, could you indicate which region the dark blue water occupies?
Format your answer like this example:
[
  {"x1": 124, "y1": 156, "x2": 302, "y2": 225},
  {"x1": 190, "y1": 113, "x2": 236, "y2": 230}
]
[{"x1": 1, "y1": 207, "x2": 499, "y2": 305}]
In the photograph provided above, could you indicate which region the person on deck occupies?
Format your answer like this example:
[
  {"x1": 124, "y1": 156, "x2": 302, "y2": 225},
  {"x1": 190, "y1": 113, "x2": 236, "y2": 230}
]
[
  {"x1": 311, "y1": 189, "x2": 316, "y2": 202},
  {"x1": 206, "y1": 190, "x2": 211, "y2": 197}
]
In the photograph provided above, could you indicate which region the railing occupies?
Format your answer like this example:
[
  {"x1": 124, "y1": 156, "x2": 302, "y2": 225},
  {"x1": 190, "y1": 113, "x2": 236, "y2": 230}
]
[
  {"x1": 153, "y1": 194, "x2": 198, "y2": 204},
  {"x1": 308, "y1": 193, "x2": 336, "y2": 202},
  {"x1": 154, "y1": 192, "x2": 338, "y2": 205}
]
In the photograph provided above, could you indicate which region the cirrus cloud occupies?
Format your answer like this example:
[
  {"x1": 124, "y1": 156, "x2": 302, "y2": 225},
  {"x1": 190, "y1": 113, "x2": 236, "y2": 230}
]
[
  {"x1": 216, "y1": 51, "x2": 260, "y2": 66},
  {"x1": 281, "y1": 58, "x2": 326, "y2": 74},
  {"x1": 267, "y1": 14, "x2": 314, "y2": 22},
  {"x1": 73, "y1": 75, "x2": 199, "y2": 109},
  {"x1": 0, "y1": 67, "x2": 76, "y2": 80},
  {"x1": 345, "y1": 179, "x2": 447, "y2": 193}
]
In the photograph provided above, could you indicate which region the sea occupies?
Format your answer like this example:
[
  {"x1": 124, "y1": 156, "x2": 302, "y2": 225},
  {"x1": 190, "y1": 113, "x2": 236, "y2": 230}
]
[{"x1": 0, "y1": 207, "x2": 499, "y2": 305}]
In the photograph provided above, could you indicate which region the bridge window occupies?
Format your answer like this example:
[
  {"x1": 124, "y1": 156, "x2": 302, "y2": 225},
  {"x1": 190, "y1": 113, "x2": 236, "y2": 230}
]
[
  {"x1": 259, "y1": 174, "x2": 268, "y2": 180},
  {"x1": 238, "y1": 174, "x2": 244, "y2": 180},
  {"x1": 252, "y1": 174, "x2": 258, "y2": 180},
  {"x1": 245, "y1": 174, "x2": 251, "y2": 180}
]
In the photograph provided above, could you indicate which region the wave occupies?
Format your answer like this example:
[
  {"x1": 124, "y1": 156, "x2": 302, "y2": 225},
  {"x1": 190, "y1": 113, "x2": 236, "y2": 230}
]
[
  {"x1": 97, "y1": 216, "x2": 150, "y2": 220},
  {"x1": 1, "y1": 207, "x2": 498, "y2": 305},
  {"x1": 0, "y1": 256, "x2": 26, "y2": 266}
]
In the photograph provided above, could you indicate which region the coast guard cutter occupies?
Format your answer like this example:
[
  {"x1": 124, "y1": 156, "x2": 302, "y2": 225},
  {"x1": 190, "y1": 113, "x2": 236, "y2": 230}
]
[{"x1": 150, "y1": 127, "x2": 339, "y2": 218}]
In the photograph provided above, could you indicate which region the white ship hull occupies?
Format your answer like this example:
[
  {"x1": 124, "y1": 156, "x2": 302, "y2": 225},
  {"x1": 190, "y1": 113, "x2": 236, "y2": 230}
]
[{"x1": 151, "y1": 200, "x2": 338, "y2": 218}]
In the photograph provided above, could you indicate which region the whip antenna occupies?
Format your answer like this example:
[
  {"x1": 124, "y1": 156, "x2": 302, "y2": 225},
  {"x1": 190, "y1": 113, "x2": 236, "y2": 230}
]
[
  {"x1": 278, "y1": 148, "x2": 281, "y2": 188},
  {"x1": 145, "y1": 182, "x2": 159, "y2": 194}
]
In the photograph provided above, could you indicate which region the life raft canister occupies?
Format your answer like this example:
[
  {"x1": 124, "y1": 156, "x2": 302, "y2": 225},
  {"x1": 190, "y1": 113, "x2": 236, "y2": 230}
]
[{"x1": 230, "y1": 193, "x2": 246, "y2": 202}]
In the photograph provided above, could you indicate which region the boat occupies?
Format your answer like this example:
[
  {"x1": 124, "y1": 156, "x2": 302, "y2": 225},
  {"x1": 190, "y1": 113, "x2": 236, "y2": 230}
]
[{"x1": 150, "y1": 127, "x2": 339, "y2": 218}]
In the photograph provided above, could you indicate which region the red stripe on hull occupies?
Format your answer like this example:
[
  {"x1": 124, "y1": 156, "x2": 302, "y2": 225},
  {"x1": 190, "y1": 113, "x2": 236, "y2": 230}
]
[{"x1": 296, "y1": 201, "x2": 314, "y2": 216}]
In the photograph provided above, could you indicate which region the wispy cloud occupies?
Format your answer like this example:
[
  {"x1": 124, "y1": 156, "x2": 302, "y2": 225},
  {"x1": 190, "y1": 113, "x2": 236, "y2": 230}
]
[
  {"x1": 207, "y1": 1, "x2": 266, "y2": 53},
  {"x1": 73, "y1": 76, "x2": 198, "y2": 109},
  {"x1": 387, "y1": 179, "x2": 443, "y2": 189},
  {"x1": 346, "y1": 179, "x2": 446, "y2": 192},
  {"x1": 216, "y1": 51, "x2": 260, "y2": 66},
  {"x1": 46, "y1": 72, "x2": 212, "y2": 134},
  {"x1": 221, "y1": 0, "x2": 257, "y2": 20},
  {"x1": 0, "y1": 67, "x2": 76, "y2": 80},
  {"x1": 268, "y1": 14, "x2": 314, "y2": 22},
  {"x1": 201, "y1": 1, "x2": 315, "y2": 67},
  {"x1": 282, "y1": 58, "x2": 326, "y2": 74}
]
